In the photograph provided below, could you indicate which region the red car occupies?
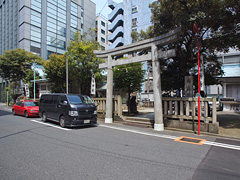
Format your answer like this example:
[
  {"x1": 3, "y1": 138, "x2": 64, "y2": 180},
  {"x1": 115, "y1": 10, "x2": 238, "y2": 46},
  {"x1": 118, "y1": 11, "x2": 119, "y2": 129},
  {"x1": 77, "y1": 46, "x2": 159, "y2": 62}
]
[{"x1": 12, "y1": 100, "x2": 39, "y2": 118}]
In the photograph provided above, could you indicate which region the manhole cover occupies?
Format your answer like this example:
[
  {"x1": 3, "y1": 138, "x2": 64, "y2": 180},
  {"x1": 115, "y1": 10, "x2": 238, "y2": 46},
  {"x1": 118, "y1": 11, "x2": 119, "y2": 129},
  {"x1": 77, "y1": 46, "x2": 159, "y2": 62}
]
[{"x1": 175, "y1": 136, "x2": 206, "y2": 145}]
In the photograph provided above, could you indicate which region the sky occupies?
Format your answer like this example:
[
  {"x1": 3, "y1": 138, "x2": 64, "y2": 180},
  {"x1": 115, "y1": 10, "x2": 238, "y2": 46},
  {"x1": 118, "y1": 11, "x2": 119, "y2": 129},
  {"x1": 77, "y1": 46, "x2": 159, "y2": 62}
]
[{"x1": 91, "y1": 0, "x2": 123, "y2": 18}]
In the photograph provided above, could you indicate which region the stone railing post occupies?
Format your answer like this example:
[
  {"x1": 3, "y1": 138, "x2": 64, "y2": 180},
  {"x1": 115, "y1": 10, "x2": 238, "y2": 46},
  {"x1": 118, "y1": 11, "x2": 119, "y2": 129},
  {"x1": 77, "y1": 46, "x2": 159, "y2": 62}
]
[
  {"x1": 117, "y1": 95, "x2": 122, "y2": 117},
  {"x1": 212, "y1": 97, "x2": 217, "y2": 123}
]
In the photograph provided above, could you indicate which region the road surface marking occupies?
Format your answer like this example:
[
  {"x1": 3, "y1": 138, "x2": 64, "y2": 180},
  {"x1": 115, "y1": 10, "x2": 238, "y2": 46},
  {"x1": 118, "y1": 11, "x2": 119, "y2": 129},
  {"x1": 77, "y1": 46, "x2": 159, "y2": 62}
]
[
  {"x1": 31, "y1": 120, "x2": 71, "y2": 131},
  {"x1": 99, "y1": 124, "x2": 240, "y2": 151},
  {"x1": 174, "y1": 136, "x2": 206, "y2": 145},
  {"x1": 99, "y1": 124, "x2": 178, "y2": 139},
  {"x1": 204, "y1": 141, "x2": 240, "y2": 150}
]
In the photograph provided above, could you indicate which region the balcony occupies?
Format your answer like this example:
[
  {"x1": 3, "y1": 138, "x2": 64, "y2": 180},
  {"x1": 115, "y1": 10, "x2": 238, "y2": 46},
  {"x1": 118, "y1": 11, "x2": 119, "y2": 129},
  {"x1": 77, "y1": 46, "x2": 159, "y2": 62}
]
[
  {"x1": 108, "y1": 26, "x2": 124, "y2": 43},
  {"x1": 108, "y1": 37, "x2": 124, "y2": 49},
  {"x1": 108, "y1": 0, "x2": 118, "y2": 10},
  {"x1": 108, "y1": 4, "x2": 123, "y2": 22},
  {"x1": 108, "y1": 14, "x2": 124, "y2": 33}
]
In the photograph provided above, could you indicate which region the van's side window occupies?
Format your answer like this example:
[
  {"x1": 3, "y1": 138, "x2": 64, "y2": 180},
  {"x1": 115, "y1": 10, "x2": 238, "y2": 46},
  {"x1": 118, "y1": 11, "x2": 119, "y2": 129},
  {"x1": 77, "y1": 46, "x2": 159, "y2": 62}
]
[
  {"x1": 41, "y1": 95, "x2": 52, "y2": 104},
  {"x1": 52, "y1": 95, "x2": 59, "y2": 104},
  {"x1": 59, "y1": 95, "x2": 68, "y2": 105}
]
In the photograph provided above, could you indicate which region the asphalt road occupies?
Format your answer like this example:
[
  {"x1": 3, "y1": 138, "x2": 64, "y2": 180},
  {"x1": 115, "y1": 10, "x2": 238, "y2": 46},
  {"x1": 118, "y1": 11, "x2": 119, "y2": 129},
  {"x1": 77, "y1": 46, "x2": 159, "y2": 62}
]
[{"x1": 0, "y1": 109, "x2": 240, "y2": 180}]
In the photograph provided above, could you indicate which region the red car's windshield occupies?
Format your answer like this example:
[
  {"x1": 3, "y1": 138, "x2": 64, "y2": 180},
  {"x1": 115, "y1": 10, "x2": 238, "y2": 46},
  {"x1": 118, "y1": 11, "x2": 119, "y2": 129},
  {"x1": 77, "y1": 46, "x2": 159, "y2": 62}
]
[{"x1": 25, "y1": 102, "x2": 39, "y2": 107}]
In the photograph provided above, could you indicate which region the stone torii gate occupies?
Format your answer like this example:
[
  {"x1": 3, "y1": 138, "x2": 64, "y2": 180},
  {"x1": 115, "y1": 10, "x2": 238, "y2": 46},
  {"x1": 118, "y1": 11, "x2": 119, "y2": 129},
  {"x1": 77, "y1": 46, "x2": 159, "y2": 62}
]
[{"x1": 94, "y1": 27, "x2": 182, "y2": 131}]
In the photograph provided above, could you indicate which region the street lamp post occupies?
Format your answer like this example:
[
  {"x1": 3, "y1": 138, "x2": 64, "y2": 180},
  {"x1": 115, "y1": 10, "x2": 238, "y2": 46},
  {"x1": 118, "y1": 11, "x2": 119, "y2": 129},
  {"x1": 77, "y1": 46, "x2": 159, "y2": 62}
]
[
  {"x1": 6, "y1": 89, "x2": 8, "y2": 107},
  {"x1": 34, "y1": 60, "x2": 36, "y2": 101},
  {"x1": 66, "y1": 56, "x2": 68, "y2": 94}
]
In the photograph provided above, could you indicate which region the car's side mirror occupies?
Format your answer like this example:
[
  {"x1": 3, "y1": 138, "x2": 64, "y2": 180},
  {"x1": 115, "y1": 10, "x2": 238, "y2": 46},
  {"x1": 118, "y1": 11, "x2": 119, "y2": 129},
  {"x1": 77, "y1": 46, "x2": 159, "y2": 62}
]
[{"x1": 62, "y1": 101, "x2": 68, "y2": 105}]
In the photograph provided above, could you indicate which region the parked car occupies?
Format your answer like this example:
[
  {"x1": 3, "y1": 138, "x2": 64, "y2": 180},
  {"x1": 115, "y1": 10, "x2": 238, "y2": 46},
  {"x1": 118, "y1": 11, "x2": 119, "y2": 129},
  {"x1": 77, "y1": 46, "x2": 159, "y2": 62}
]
[
  {"x1": 39, "y1": 94, "x2": 97, "y2": 128},
  {"x1": 12, "y1": 100, "x2": 39, "y2": 118}
]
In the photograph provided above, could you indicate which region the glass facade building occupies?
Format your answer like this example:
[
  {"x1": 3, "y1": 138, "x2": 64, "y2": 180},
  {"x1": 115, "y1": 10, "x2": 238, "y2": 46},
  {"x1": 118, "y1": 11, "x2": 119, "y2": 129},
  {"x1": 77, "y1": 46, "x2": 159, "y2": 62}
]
[{"x1": 0, "y1": 0, "x2": 96, "y2": 59}]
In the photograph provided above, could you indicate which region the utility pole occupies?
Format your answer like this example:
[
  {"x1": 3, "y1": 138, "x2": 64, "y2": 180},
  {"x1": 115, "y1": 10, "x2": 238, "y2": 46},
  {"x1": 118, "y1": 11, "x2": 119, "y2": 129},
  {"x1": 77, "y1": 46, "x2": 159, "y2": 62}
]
[{"x1": 66, "y1": 56, "x2": 68, "y2": 94}]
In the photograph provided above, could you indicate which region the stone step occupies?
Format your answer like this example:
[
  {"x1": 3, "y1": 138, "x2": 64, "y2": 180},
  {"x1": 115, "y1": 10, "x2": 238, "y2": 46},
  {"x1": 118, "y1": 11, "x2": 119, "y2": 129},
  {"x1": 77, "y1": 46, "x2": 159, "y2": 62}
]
[{"x1": 123, "y1": 116, "x2": 152, "y2": 125}]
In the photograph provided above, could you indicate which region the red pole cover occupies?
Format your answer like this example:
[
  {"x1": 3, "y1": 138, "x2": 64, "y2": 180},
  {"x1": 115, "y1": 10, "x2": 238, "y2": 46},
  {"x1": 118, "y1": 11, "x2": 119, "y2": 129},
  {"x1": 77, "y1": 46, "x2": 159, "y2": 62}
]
[{"x1": 193, "y1": 22, "x2": 201, "y2": 135}]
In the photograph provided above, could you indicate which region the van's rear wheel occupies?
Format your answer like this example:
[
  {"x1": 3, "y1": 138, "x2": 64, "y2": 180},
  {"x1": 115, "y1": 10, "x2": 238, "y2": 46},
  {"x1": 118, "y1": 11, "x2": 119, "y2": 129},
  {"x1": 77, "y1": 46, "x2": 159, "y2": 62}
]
[
  {"x1": 60, "y1": 116, "x2": 66, "y2": 128},
  {"x1": 42, "y1": 112, "x2": 47, "y2": 122}
]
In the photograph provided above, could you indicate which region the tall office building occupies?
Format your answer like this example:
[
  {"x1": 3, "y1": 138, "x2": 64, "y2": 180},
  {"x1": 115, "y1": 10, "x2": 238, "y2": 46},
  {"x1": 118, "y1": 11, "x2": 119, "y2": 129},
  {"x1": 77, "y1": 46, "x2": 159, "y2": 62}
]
[
  {"x1": 0, "y1": 0, "x2": 96, "y2": 60},
  {"x1": 0, "y1": 0, "x2": 96, "y2": 101},
  {"x1": 108, "y1": 0, "x2": 156, "y2": 49}
]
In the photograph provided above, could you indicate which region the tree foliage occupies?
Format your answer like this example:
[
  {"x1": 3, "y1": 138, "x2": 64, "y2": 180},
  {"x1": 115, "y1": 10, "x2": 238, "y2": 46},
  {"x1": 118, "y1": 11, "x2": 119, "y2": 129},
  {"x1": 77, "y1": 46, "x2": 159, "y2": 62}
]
[
  {"x1": 113, "y1": 62, "x2": 145, "y2": 101},
  {"x1": 43, "y1": 54, "x2": 67, "y2": 93},
  {"x1": 65, "y1": 31, "x2": 103, "y2": 95},
  {"x1": 43, "y1": 31, "x2": 104, "y2": 95},
  {"x1": 144, "y1": 0, "x2": 239, "y2": 91},
  {"x1": 0, "y1": 48, "x2": 44, "y2": 82}
]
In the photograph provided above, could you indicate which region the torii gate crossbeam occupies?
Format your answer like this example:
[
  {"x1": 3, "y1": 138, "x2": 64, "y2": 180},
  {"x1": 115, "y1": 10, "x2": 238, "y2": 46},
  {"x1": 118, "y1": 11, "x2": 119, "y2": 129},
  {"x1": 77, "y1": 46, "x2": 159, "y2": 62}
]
[{"x1": 94, "y1": 27, "x2": 182, "y2": 131}]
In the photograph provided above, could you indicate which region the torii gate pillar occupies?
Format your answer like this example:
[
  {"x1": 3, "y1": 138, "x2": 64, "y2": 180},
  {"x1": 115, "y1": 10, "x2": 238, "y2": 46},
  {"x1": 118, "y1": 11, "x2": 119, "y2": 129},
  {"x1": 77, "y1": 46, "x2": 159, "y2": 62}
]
[
  {"x1": 152, "y1": 44, "x2": 164, "y2": 131},
  {"x1": 105, "y1": 55, "x2": 113, "y2": 123}
]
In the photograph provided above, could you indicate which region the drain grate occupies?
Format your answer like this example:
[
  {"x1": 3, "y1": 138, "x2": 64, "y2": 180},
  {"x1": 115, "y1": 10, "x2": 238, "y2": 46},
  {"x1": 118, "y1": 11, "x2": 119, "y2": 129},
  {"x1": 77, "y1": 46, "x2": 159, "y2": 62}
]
[{"x1": 174, "y1": 136, "x2": 206, "y2": 145}]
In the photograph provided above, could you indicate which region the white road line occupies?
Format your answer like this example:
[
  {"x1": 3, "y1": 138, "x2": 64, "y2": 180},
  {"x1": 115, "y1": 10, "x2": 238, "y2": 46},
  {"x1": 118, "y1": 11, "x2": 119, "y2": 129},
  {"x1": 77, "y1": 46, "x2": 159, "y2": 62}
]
[
  {"x1": 31, "y1": 120, "x2": 71, "y2": 131},
  {"x1": 99, "y1": 124, "x2": 178, "y2": 139},
  {"x1": 99, "y1": 124, "x2": 240, "y2": 151},
  {"x1": 204, "y1": 141, "x2": 240, "y2": 150}
]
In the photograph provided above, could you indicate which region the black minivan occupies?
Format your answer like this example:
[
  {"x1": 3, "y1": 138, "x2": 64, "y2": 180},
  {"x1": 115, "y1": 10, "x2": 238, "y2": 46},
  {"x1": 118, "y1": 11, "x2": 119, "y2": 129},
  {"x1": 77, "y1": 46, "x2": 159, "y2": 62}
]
[{"x1": 39, "y1": 94, "x2": 97, "y2": 128}]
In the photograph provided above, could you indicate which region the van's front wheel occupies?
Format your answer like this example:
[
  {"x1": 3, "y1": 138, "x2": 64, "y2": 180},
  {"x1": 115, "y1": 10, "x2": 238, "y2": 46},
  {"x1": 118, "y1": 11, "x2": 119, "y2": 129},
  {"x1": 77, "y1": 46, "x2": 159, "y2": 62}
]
[
  {"x1": 60, "y1": 116, "x2": 66, "y2": 128},
  {"x1": 42, "y1": 112, "x2": 47, "y2": 122}
]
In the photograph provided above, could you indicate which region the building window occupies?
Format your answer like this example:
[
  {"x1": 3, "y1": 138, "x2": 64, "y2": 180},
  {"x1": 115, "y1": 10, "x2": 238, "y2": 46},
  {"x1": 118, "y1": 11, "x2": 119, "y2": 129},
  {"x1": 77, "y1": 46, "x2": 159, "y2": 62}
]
[
  {"x1": 132, "y1": 28, "x2": 137, "y2": 32},
  {"x1": 41, "y1": 84, "x2": 47, "y2": 91},
  {"x1": 31, "y1": 0, "x2": 42, "y2": 12},
  {"x1": 101, "y1": 37, "x2": 105, "y2": 43},
  {"x1": 132, "y1": 18, "x2": 137, "y2": 27},
  {"x1": 31, "y1": 10, "x2": 42, "y2": 27},
  {"x1": 81, "y1": 9, "x2": 84, "y2": 17},
  {"x1": 101, "y1": 21, "x2": 105, "y2": 27},
  {"x1": 71, "y1": 1, "x2": 78, "y2": 17},
  {"x1": 132, "y1": 6, "x2": 138, "y2": 14},
  {"x1": 71, "y1": 15, "x2": 78, "y2": 28},
  {"x1": 101, "y1": 29, "x2": 105, "y2": 35}
]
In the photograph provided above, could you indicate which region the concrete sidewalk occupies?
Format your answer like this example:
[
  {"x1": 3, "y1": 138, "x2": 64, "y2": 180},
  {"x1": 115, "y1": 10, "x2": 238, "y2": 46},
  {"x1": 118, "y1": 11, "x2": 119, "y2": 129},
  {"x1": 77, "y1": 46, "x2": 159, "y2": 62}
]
[
  {"x1": 217, "y1": 111, "x2": 240, "y2": 139},
  {"x1": 123, "y1": 107, "x2": 240, "y2": 139}
]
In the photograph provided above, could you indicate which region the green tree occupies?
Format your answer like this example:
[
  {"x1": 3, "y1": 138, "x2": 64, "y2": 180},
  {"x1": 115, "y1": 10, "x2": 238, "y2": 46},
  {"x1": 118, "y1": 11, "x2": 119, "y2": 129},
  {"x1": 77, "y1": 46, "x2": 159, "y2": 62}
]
[
  {"x1": 113, "y1": 62, "x2": 145, "y2": 110},
  {"x1": 2, "y1": 87, "x2": 14, "y2": 105},
  {"x1": 66, "y1": 31, "x2": 103, "y2": 95},
  {"x1": 0, "y1": 48, "x2": 44, "y2": 82},
  {"x1": 43, "y1": 54, "x2": 67, "y2": 93},
  {"x1": 143, "y1": 0, "x2": 239, "y2": 91}
]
